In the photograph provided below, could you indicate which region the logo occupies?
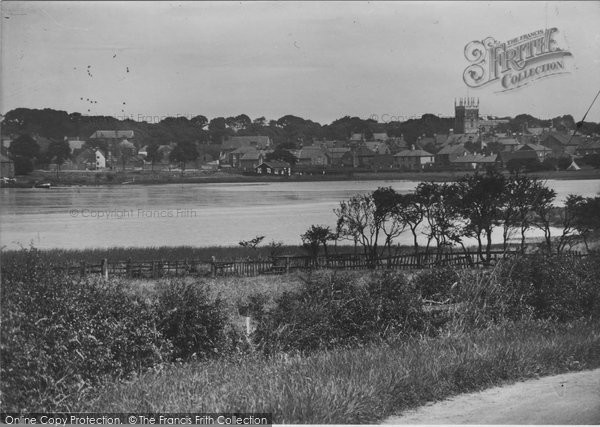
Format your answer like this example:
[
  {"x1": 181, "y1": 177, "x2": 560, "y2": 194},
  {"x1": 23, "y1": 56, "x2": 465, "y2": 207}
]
[{"x1": 463, "y1": 28, "x2": 572, "y2": 92}]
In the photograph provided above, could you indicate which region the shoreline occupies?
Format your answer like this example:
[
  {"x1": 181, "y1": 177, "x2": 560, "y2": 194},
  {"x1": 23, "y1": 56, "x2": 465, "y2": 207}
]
[{"x1": 5, "y1": 168, "x2": 600, "y2": 188}]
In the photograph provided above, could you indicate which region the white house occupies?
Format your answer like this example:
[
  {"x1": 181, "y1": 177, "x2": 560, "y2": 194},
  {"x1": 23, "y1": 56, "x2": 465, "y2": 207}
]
[{"x1": 95, "y1": 150, "x2": 106, "y2": 169}]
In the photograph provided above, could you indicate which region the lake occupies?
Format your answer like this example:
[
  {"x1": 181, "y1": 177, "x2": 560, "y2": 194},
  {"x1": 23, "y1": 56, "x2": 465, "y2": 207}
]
[{"x1": 1, "y1": 179, "x2": 599, "y2": 250}]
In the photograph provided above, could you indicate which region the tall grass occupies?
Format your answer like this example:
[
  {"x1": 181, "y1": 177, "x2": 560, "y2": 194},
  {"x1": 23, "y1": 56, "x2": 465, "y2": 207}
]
[{"x1": 78, "y1": 319, "x2": 600, "y2": 423}]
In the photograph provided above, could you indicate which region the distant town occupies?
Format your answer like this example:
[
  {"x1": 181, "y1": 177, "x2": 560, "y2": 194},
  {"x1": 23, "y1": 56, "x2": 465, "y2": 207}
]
[{"x1": 2, "y1": 98, "x2": 600, "y2": 185}]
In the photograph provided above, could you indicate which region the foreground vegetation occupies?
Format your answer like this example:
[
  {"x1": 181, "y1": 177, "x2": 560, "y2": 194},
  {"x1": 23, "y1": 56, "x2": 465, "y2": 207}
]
[
  {"x1": 79, "y1": 319, "x2": 600, "y2": 423},
  {"x1": 2, "y1": 248, "x2": 599, "y2": 419}
]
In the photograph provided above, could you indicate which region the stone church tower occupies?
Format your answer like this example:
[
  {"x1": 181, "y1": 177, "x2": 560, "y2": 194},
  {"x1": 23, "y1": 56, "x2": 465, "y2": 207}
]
[{"x1": 455, "y1": 98, "x2": 479, "y2": 134}]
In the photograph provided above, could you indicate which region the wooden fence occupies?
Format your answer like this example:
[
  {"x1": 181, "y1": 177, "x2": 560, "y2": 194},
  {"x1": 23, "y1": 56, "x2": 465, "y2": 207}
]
[{"x1": 51, "y1": 250, "x2": 587, "y2": 279}]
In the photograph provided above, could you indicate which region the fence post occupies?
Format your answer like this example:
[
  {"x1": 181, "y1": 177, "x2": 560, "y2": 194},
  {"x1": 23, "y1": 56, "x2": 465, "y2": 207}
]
[
  {"x1": 126, "y1": 258, "x2": 132, "y2": 278},
  {"x1": 80, "y1": 261, "x2": 86, "y2": 277},
  {"x1": 285, "y1": 256, "x2": 290, "y2": 274},
  {"x1": 101, "y1": 258, "x2": 108, "y2": 280},
  {"x1": 152, "y1": 260, "x2": 157, "y2": 279}
]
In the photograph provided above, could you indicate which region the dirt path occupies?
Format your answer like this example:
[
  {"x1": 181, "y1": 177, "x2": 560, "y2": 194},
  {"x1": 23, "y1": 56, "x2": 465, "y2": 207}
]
[{"x1": 383, "y1": 369, "x2": 600, "y2": 424}]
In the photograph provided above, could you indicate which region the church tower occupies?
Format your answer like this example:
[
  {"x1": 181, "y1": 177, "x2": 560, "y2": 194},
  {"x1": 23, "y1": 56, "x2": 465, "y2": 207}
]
[{"x1": 454, "y1": 97, "x2": 479, "y2": 134}]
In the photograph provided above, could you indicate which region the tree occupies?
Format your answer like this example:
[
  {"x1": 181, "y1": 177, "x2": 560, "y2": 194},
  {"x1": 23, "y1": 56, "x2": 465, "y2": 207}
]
[
  {"x1": 47, "y1": 139, "x2": 71, "y2": 177},
  {"x1": 501, "y1": 174, "x2": 536, "y2": 252},
  {"x1": 394, "y1": 192, "x2": 425, "y2": 255},
  {"x1": 145, "y1": 143, "x2": 162, "y2": 171},
  {"x1": 301, "y1": 225, "x2": 336, "y2": 258},
  {"x1": 372, "y1": 187, "x2": 405, "y2": 256},
  {"x1": 530, "y1": 181, "x2": 557, "y2": 251},
  {"x1": 456, "y1": 169, "x2": 507, "y2": 264},
  {"x1": 9, "y1": 135, "x2": 40, "y2": 162},
  {"x1": 265, "y1": 149, "x2": 297, "y2": 165},
  {"x1": 416, "y1": 182, "x2": 465, "y2": 256},
  {"x1": 169, "y1": 141, "x2": 198, "y2": 173},
  {"x1": 572, "y1": 197, "x2": 600, "y2": 251},
  {"x1": 335, "y1": 193, "x2": 383, "y2": 267},
  {"x1": 556, "y1": 195, "x2": 586, "y2": 254}
]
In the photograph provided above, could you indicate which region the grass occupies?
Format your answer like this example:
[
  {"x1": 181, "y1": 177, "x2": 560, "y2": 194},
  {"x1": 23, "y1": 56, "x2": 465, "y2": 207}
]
[{"x1": 77, "y1": 319, "x2": 600, "y2": 423}]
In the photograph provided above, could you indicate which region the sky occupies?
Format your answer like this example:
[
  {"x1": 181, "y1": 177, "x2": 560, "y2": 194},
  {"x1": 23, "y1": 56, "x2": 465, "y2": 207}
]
[{"x1": 2, "y1": 1, "x2": 600, "y2": 125}]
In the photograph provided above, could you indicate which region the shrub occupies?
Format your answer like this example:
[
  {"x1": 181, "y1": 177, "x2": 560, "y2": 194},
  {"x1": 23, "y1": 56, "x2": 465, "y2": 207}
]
[
  {"x1": 494, "y1": 254, "x2": 600, "y2": 321},
  {"x1": 155, "y1": 280, "x2": 229, "y2": 360},
  {"x1": 0, "y1": 248, "x2": 171, "y2": 411},
  {"x1": 412, "y1": 267, "x2": 459, "y2": 301},
  {"x1": 252, "y1": 271, "x2": 424, "y2": 354},
  {"x1": 450, "y1": 254, "x2": 600, "y2": 327}
]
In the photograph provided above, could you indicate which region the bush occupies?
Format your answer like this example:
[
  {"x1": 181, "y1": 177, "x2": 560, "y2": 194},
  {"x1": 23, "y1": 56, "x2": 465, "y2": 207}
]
[
  {"x1": 252, "y1": 271, "x2": 424, "y2": 354},
  {"x1": 450, "y1": 254, "x2": 600, "y2": 327},
  {"x1": 1, "y1": 249, "x2": 171, "y2": 411},
  {"x1": 494, "y1": 254, "x2": 600, "y2": 321},
  {"x1": 412, "y1": 267, "x2": 459, "y2": 301},
  {"x1": 155, "y1": 280, "x2": 229, "y2": 360}
]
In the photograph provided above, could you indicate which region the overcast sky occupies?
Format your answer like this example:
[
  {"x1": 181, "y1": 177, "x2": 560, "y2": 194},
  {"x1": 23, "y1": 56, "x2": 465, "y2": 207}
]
[{"x1": 2, "y1": 1, "x2": 600, "y2": 124}]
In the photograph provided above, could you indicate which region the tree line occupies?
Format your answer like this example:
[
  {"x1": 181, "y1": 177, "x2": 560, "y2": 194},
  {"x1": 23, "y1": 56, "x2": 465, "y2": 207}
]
[
  {"x1": 4, "y1": 108, "x2": 598, "y2": 150},
  {"x1": 301, "y1": 170, "x2": 600, "y2": 266}
]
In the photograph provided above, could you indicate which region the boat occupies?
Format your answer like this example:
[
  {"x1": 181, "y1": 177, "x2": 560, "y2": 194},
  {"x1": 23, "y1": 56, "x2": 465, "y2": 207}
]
[{"x1": 34, "y1": 182, "x2": 52, "y2": 189}]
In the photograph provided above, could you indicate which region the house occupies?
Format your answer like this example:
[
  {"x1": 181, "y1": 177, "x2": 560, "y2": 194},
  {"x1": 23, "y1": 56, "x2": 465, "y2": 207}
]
[
  {"x1": 291, "y1": 146, "x2": 328, "y2": 166},
  {"x1": 222, "y1": 135, "x2": 272, "y2": 152},
  {"x1": 239, "y1": 149, "x2": 268, "y2": 171},
  {"x1": 450, "y1": 154, "x2": 498, "y2": 170},
  {"x1": 540, "y1": 131, "x2": 580, "y2": 157},
  {"x1": 90, "y1": 130, "x2": 135, "y2": 140},
  {"x1": 370, "y1": 154, "x2": 395, "y2": 169},
  {"x1": 1, "y1": 153, "x2": 15, "y2": 177},
  {"x1": 394, "y1": 149, "x2": 434, "y2": 171},
  {"x1": 435, "y1": 143, "x2": 471, "y2": 166},
  {"x1": 372, "y1": 132, "x2": 388, "y2": 141},
  {"x1": 340, "y1": 146, "x2": 376, "y2": 167},
  {"x1": 73, "y1": 148, "x2": 96, "y2": 170},
  {"x1": 326, "y1": 147, "x2": 351, "y2": 166},
  {"x1": 349, "y1": 133, "x2": 364, "y2": 143},
  {"x1": 95, "y1": 150, "x2": 106, "y2": 169},
  {"x1": 255, "y1": 161, "x2": 291, "y2": 176},
  {"x1": 228, "y1": 146, "x2": 269, "y2": 169},
  {"x1": 497, "y1": 137, "x2": 521, "y2": 152},
  {"x1": 66, "y1": 136, "x2": 86, "y2": 152},
  {"x1": 575, "y1": 140, "x2": 600, "y2": 156},
  {"x1": 364, "y1": 141, "x2": 391, "y2": 155},
  {"x1": 517, "y1": 143, "x2": 553, "y2": 161}
]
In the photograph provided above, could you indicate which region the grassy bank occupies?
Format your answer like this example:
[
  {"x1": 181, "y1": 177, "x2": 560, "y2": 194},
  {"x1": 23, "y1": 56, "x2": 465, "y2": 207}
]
[
  {"x1": 78, "y1": 319, "x2": 600, "y2": 423},
  {"x1": 9, "y1": 167, "x2": 600, "y2": 188}
]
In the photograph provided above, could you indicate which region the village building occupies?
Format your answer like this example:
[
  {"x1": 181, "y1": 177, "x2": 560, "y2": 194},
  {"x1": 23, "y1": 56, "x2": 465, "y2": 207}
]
[
  {"x1": 222, "y1": 135, "x2": 272, "y2": 152},
  {"x1": 95, "y1": 150, "x2": 106, "y2": 169},
  {"x1": 364, "y1": 141, "x2": 391, "y2": 155},
  {"x1": 371, "y1": 132, "x2": 389, "y2": 141},
  {"x1": 393, "y1": 148, "x2": 434, "y2": 170},
  {"x1": 291, "y1": 146, "x2": 329, "y2": 166},
  {"x1": 450, "y1": 153, "x2": 498, "y2": 170},
  {"x1": 326, "y1": 147, "x2": 351, "y2": 167},
  {"x1": 517, "y1": 143, "x2": 553, "y2": 161},
  {"x1": 435, "y1": 143, "x2": 471, "y2": 166},
  {"x1": 575, "y1": 140, "x2": 600, "y2": 156},
  {"x1": 255, "y1": 160, "x2": 291, "y2": 176},
  {"x1": 454, "y1": 97, "x2": 479, "y2": 134},
  {"x1": 370, "y1": 154, "x2": 395, "y2": 169},
  {"x1": 340, "y1": 146, "x2": 376, "y2": 168}
]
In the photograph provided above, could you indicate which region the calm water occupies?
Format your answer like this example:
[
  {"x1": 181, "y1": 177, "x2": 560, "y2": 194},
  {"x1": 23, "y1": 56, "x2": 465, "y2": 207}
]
[{"x1": 1, "y1": 179, "x2": 599, "y2": 250}]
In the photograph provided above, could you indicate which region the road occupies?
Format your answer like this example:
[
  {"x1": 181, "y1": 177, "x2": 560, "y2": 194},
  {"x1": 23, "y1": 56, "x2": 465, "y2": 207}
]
[{"x1": 383, "y1": 368, "x2": 600, "y2": 424}]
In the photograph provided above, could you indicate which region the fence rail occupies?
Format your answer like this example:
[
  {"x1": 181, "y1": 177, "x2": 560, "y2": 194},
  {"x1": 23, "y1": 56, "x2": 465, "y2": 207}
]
[{"x1": 49, "y1": 250, "x2": 587, "y2": 279}]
